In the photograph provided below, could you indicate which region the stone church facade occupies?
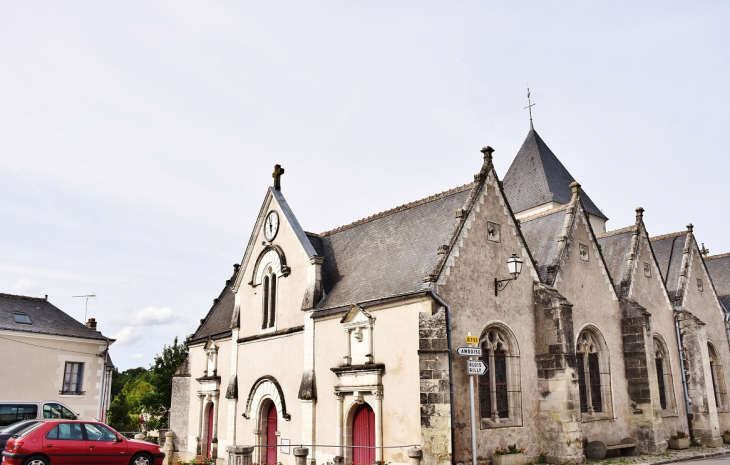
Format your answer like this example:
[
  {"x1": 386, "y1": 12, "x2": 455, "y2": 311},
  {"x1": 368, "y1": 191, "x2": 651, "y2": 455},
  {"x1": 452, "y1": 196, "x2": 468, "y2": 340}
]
[{"x1": 169, "y1": 127, "x2": 730, "y2": 465}]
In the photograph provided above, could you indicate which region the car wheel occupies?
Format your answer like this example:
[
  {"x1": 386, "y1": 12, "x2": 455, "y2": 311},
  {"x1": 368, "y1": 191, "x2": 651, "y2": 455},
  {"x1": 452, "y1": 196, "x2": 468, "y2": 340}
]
[
  {"x1": 23, "y1": 457, "x2": 49, "y2": 465},
  {"x1": 130, "y1": 453, "x2": 152, "y2": 465}
]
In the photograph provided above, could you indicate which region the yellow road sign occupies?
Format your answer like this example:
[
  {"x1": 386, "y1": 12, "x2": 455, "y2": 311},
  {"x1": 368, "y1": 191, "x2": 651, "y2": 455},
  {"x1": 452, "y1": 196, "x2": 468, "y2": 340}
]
[{"x1": 465, "y1": 335, "x2": 479, "y2": 344}]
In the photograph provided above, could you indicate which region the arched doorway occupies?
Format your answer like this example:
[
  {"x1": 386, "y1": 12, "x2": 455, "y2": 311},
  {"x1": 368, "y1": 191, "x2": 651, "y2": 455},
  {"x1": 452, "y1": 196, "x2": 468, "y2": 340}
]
[
  {"x1": 262, "y1": 402, "x2": 277, "y2": 464},
  {"x1": 205, "y1": 402, "x2": 214, "y2": 457},
  {"x1": 352, "y1": 403, "x2": 375, "y2": 465}
]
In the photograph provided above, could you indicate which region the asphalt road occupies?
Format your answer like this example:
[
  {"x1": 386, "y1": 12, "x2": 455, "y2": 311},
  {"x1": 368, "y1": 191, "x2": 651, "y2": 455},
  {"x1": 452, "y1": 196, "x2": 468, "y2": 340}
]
[{"x1": 673, "y1": 456, "x2": 730, "y2": 465}]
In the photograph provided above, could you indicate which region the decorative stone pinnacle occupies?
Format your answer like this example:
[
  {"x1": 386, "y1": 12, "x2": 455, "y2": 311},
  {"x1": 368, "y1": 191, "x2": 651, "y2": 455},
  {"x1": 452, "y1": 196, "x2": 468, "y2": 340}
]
[
  {"x1": 701, "y1": 243, "x2": 710, "y2": 257},
  {"x1": 437, "y1": 245, "x2": 449, "y2": 255},
  {"x1": 687, "y1": 223, "x2": 694, "y2": 233},
  {"x1": 570, "y1": 181, "x2": 581, "y2": 195},
  {"x1": 481, "y1": 146, "x2": 495, "y2": 159},
  {"x1": 272, "y1": 164, "x2": 285, "y2": 191},
  {"x1": 635, "y1": 207, "x2": 644, "y2": 219}
]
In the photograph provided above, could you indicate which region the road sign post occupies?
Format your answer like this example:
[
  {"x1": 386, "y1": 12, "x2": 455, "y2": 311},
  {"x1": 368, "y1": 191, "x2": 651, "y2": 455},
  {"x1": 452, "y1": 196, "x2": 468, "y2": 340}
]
[{"x1": 465, "y1": 333, "x2": 480, "y2": 465}]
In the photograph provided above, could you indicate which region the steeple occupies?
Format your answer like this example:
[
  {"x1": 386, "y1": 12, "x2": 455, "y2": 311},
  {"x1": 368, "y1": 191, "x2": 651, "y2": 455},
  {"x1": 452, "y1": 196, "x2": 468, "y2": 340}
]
[{"x1": 502, "y1": 128, "x2": 608, "y2": 231}]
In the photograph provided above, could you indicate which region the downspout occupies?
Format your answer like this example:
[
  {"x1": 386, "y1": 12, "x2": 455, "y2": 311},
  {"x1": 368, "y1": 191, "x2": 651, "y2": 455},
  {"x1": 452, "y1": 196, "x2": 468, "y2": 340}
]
[
  {"x1": 427, "y1": 290, "x2": 455, "y2": 465},
  {"x1": 720, "y1": 302, "x2": 730, "y2": 360},
  {"x1": 673, "y1": 312, "x2": 692, "y2": 433},
  {"x1": 97, "y1": 337, "x2": 110, "y2": 422}
]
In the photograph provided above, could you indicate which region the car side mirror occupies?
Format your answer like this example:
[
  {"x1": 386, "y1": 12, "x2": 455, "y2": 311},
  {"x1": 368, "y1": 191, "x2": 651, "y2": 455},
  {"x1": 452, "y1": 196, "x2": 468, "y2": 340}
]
[{"x1": 116, "y1": 436, "x2": 123, "y2": 442}]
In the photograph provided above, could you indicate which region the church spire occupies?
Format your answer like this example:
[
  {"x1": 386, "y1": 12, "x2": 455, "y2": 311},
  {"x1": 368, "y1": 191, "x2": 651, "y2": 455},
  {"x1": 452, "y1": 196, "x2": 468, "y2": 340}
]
[{"x1": 524, "y1": 86, "x2": 536, "y2": 130}]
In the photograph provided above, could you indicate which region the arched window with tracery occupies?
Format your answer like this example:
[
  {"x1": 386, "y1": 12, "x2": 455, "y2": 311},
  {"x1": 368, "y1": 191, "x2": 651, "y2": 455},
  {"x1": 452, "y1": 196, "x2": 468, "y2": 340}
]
[
  {"x1": 261, "y1": 267, "x2": 277, "y2": 330},
  {"x1": 653, "y1": 335, "x2": 676, "y2": 413},
  {"x1": 478, "y1": 324, "x2": 521, "y2": 427},
  {"x1": 708, "y1": 342, "x2": 728, "y2": 412},
  {"x1": 576, "y1": 327, "x2": 612, "y2": 418}
]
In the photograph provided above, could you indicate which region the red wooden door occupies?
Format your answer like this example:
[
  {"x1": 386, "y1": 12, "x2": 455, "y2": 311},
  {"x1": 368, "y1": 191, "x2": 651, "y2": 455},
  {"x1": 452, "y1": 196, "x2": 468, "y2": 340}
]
[
  {"x1": 352, "y1": 404, "x2": 375, "y2": 465},
  {"x1": 206, "y1": 403, "x2": 214, "y2": 457},
  {"x1": 266, "y1": 404, "x2": 278, "y2": 464}
]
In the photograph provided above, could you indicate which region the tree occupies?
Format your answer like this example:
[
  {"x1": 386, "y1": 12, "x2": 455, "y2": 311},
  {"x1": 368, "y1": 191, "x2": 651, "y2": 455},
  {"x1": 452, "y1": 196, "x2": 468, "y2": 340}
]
[
  {"x1": 111, "y1": 367, "x2": 147, "y2": 400},
  {"x1": 139, "y1": 336, "x2": 189, "y2": 429}
]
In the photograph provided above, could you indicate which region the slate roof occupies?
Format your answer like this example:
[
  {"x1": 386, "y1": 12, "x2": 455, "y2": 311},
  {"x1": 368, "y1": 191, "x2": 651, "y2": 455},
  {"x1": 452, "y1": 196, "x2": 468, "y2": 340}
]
[
  {"x1": 0, "y1": 293, "x2": 109, "y2": 341},
  {"x1": 312, "y1": 184, "x2": 474, "y2": 310},
  {"x1": 706, "y1": 253, "x2": 730, "y2": 311},
  {"x1": 518, "y1": 207, "x2": 569, "y2": 282},
  {"x1": 597, "y1": 227, "x2": 635, "y2": 296},
  {"x1": 190, "y1": 265, "x2": 239, "y2": 344},
  {"x1": 650, "y1": 232, "x2": 688, "y2": 300},
  {"x1": 503, "y1": 129, "x2": 607, "y2": 220}
]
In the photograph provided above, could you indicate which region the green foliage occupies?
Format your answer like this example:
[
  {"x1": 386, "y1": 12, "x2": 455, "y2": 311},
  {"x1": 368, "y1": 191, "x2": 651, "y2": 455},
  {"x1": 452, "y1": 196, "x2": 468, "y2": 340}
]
[
  {"x1": 139, "y1": 336, "x2": 190, "y2": 430},
  {"x1": 107, "y1": 335, "x2": 189, "y2": 432},
  {"x1": 538, "y1": 454, "x2": 547, "y2": 464},
  {"x1": 111, "y1": 367, "x2": 147, "y2": 400},
  {"x1": 495, "y1": 445, "x2": 525, "y2": 455}
]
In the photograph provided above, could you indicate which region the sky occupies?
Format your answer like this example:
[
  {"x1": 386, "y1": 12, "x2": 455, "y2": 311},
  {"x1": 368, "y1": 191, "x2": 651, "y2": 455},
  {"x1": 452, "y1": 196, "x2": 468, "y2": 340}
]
[{"x1": 1, "y1": 2, "x2": 728, "y2": 371}]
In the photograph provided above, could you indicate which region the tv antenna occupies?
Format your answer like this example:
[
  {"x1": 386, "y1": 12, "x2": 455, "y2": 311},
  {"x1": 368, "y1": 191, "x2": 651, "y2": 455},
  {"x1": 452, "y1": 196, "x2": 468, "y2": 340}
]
[{"x1": 72, "y1": 293, "x2": 97, "y2": 322}]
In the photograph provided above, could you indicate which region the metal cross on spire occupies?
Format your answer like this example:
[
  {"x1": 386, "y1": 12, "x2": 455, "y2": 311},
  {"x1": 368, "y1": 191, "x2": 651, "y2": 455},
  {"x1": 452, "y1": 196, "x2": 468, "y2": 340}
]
[
  {"x1": 272, "y1": 164, "x2": 285, "y2": 191},
  {"x1": 524, "y1": 86, "x2": 536, "y2": 129}
]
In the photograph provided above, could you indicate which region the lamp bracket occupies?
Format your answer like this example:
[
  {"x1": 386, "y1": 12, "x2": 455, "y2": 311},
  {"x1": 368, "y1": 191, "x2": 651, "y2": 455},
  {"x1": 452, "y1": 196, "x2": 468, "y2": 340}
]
[{"x1": 495, "y1": 277, "x2": 516, "y2": 296}]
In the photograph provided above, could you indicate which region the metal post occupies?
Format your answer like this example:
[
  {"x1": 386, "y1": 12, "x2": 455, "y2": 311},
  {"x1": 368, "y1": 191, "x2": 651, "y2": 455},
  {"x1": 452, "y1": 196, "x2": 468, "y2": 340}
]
[{"x1": 468, "y1": 332, "x2": 477, "y2": 465}]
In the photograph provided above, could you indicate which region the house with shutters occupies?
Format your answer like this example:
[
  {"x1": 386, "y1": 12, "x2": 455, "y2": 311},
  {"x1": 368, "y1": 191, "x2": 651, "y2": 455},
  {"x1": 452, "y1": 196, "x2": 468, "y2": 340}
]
[
  {"x1": 0, "y1": 293, "x2": 114, "y2": 424},
  {"x1": 169, "y1": 126, "x2": 730, "y2": 465}
]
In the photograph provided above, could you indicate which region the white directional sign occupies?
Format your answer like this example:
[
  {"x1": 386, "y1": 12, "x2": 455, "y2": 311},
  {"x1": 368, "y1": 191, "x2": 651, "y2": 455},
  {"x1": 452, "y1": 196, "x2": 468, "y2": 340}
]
[
  {"x1": 457, "y1": 347, "x2": 483, "y2": 357},
  {"x1": 467, "y1": 360, "x2": 487, "y2": 376}
]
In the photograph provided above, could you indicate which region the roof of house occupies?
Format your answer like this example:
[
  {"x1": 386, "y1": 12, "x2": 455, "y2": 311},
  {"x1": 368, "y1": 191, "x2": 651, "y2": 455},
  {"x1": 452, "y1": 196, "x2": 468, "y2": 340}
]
[
  {"x1": 651, "y1": 232, "x2": 688, "y2": 300},
  {"x1": 518, "y1": 206, "x2": 568, "y2": 282},
  {"x1": 311, "y1": 183, "x2": 475, "y2": 310},
  {"x1": 0, "y1": 293, "x2": 109, "y2": 341},
  {"x1": 706, "y1": 253, "x2": 730, "y2": 311},
  {"x1": 503, "y1": 129, "x2": 607, "y2": 220},
  {"x1": 190, "y1": 266, "x2": 239, "y2": 344},
  {"x1": 597, "y1": 227, "x2": 636, "y2": 296}
]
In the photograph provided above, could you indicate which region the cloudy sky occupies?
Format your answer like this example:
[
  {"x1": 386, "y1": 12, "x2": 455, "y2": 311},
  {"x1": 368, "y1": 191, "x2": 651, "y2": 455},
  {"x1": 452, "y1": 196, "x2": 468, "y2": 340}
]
[{"x1": 1, "y1": 2, "x2": 728, "y2": 370}]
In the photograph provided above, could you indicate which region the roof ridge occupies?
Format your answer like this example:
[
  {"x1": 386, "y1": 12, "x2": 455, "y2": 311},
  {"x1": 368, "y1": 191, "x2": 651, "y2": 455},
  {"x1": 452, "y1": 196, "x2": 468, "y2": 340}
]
[
  {"x1": 650, "y1": 231, "x2": 688, "y2": 242},
  {"x1": 0, "y1": 293, "x2": 46, "y2": 302},
  {"x1": 518, "y1": 204, "x2": 569, "y2": 223},
  {"x1": 319, "y1": 182, "x2": 476, "y2": 236},
  {"x1": 596, "y1": 225, "x2": 636, "y2": 239},
  {"x1": 707, "y1": 252, "x2": 730, "y2": 261}
]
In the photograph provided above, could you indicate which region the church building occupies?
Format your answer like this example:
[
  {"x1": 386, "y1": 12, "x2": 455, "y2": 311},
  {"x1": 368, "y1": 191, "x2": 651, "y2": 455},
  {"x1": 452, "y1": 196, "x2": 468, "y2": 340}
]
[{"x1": 169, "y1": 126, "x2": 730, "y2": 465}]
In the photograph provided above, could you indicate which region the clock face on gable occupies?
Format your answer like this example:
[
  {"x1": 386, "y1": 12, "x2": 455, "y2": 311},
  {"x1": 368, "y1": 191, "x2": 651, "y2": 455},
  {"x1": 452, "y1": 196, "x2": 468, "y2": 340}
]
[{"x1": 264, "y1": 211, "x2": 280, "y2": 241}]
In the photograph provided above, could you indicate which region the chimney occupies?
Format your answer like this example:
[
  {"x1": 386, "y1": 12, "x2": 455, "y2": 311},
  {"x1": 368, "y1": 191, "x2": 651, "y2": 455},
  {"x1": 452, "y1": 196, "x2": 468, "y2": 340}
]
[{"x1": 86, "y1": 318, "x2": 97, "y2": 331}]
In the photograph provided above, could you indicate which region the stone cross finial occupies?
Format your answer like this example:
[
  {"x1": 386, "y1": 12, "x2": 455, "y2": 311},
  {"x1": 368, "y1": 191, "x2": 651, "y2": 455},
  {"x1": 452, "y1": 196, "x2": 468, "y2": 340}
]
[
  {"x1": 635, "y1": 207, "x2": 644, "y2": 221},
  {"x1": 273, "y1": 164, "x2": 285, "y2": 191},
  {"x1": 481, "y1": 146, "x2": 495, "y2": 160},
  {"x1": 687, "y1": 223, "x2": 694, "y2": 233}
]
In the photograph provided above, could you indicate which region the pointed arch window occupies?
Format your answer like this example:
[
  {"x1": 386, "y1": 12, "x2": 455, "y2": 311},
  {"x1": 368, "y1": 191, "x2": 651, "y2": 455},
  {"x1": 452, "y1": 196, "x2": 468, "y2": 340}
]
[
  {"x1": 576, "y1": 327, "x2": 613, "y2": 419},
  {"x1": 708, "y1": 342, "x2": 728, "y2": 412},
  {"x1": 478, "y1": 325, "x2": 522, "y2": 428},
  {"x1": 262, "y1": 267, "x2": 277, "y2": 330}
]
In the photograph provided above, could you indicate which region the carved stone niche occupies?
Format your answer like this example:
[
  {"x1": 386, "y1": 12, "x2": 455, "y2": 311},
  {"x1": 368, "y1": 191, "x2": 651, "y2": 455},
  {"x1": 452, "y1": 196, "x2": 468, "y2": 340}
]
[
  {"x1": 340, "y1": 305, "x2": 376, "y2": 367},
  {"x1": 204, "y1": 339, "x2": 219, "y2": 378}
]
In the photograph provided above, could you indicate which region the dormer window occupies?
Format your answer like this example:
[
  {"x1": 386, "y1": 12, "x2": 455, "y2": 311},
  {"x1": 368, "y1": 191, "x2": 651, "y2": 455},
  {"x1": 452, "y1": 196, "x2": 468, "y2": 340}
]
[
  {"x1": 262, "y1": 267, "x2": 277, "y2": 330},
  {"x1": 13, "y1": 313, "x2": 31, "y2": 324}
]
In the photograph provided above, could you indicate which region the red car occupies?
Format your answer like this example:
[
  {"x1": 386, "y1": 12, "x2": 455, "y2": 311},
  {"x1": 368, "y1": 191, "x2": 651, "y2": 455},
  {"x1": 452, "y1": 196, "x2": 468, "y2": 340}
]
[{"x1": 1, "y1": 420, "x2": 164, "y2": 465}]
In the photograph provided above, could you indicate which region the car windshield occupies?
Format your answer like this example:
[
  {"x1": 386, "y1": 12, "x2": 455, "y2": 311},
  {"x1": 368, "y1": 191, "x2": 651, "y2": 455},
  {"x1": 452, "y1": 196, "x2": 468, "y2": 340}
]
[
  {"x1": 13, "y1": 422, "x2": 43, "y2": 439},
  {"x1": 0, "y1": 421, "x2": 38, "y2": 435}
]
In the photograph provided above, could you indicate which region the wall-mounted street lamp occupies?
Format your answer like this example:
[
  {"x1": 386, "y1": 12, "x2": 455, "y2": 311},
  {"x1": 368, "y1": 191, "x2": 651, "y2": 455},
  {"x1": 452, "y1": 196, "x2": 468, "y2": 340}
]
[{"x1": 494, "y1": 253, "x2": 524, "y2": 296}]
